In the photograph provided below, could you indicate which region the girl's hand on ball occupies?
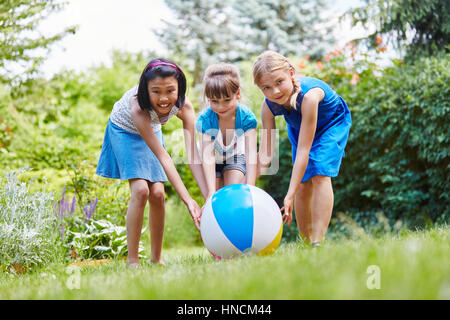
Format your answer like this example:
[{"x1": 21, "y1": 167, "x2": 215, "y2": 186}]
[
  {"x1": 281, "y1": 195, "x2": 293, "y2": 226},
  {"x1": 187, "y1": 198, "x2": 202, "y2": 231}
]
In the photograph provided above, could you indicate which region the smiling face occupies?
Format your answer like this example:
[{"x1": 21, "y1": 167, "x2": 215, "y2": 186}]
[
  {"x1": 256, "y1": 68, "x2": 295, "y2": 107},
  {"x1": 147, "y1": 76, "x2": 179, "y2": 116},
  {"x1": 208, "y1": 88, "x2": 240, "y2": 119}
]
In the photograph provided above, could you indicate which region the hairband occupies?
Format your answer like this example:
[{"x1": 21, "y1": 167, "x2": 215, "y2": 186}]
[{"x1": 147, "y1": 62, "x2": 180, "y2": 74}]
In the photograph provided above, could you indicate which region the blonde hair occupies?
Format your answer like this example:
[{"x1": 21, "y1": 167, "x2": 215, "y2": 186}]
[
  {"x1": 252, "y1": 51, "x2": 301, "y2": 111},
  {"x1": 203, "y1": 63, "x2": 240, "y2": 100}
]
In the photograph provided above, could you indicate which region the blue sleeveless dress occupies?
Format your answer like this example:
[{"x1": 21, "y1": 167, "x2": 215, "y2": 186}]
[
  {"x1": 96, "y1": 86, "x2": 172, "y2": 182},
  {"x1": 265, "y1": 76, "x2": 351, "y2": 182}
]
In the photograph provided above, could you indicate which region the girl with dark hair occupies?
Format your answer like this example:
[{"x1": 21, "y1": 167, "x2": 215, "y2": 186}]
[{"x1": 96, "y1": 58, "x2": 207, "y2": 267}]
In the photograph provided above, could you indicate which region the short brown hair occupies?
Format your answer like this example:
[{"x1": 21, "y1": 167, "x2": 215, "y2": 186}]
[{"x1": 203, "y1": 63, "x2": 240, "y2": 100}]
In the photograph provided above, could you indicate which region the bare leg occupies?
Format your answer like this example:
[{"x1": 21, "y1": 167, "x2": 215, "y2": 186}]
[
  {"x1": 294, "y1": 180, "x2": 313, "y2": 243},
  {"x1": 126, "y1": 179, "x2": 149, "y2": 266},
  {"x1": 223, "y1": 169, "x2": 245, "y2": 186},
  {"x1": 216, "y1": 177, "x2": 223, "y2": 191},
  {"x1": 148, "y1": 181, "x2": 166, "y2": 264},
  {"x1": 310, "y1": 175, "x2": 334, "y2": 243}
]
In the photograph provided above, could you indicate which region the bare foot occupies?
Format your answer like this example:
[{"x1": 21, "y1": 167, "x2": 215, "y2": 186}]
[
  {"x1": 127, "y1": 258, "x2": 140, "y2": 268},
  {"x1": 148, "y1": 259, "x2": 166, "y2": 266}
]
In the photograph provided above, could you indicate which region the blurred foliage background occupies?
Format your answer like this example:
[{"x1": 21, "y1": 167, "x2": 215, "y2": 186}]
[{"x1": 0, "y1": 0, "x2": 448, "y2": 263}]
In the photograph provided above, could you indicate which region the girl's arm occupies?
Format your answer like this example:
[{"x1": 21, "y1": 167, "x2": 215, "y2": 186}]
[
  {"x1": 257, "y1": 100, "x2": 276, "y2": 179},
  {"x1": 281, "y1": 88, "x2": 324, "y2": 225},
  {"x1": 245, "y1": 128, "x2": 257, "y2": 185},
  {"x1": 199, "y1": 132, "x2": 216, "y2": 200},
  {"x1": 176, "y1": 98, "x2": 209, "y2": 200},
  {"x1": 130, "y1": 96, "x2": 201, "y2": 230}
]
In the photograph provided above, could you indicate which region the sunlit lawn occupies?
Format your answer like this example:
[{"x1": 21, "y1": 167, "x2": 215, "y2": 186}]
[{"x1": 1, "y1": 226, "x2": 449, "y2": 300}]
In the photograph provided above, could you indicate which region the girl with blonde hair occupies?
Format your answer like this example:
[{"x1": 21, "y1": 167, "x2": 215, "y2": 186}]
[{"x1": 253, "y1": 51, "x2": 351, "y2": 246}]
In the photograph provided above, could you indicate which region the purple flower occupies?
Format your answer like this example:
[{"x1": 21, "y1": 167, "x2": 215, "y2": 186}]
[
  {"x1": 70, "y1": 192, "x2": 76, "y2": 215},
  {"x1": 85, "y1": 196, "x2": 97, "y2": 221},
  {"x1": 64, "y1": 201, "x2": 69, "y2": 215},
  {"x1": 83, "y1": 203, "x2": 89, "y2": 218}
]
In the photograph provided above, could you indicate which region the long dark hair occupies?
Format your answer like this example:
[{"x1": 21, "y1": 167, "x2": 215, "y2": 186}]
[{"x1": 136, "y1": 58, "x2": 187, "y2": 111}]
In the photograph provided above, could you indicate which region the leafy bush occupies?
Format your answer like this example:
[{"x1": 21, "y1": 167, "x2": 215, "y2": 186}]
[
  {"x1": 87, "y1": 50, "x2": 156, "y2": 112},
  {"x1": 55, "y1": 181, "x2": 137, "y2": 261},
  {"x1": 64, "y1": 218, "x2": 137, "y2": 260},
  {"x1": 333, "y1": 52, "x2": 449, "y2": 226},
  {"x1": 0, "y1": 169, "x2": 64, "y2": 270},
  {"x1": 63, "y1": 158, "x2": 130, "y2": 225}
]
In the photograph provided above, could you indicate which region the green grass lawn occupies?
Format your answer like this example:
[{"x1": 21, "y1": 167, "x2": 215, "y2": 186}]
[{"x1": 1, "y1": 226, "x2": 449, "y2": 300}]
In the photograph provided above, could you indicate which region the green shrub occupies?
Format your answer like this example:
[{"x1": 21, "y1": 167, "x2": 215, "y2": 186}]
[
  {"x1": 333, "y1": 52, "x2": 450, "y2": 226},
  {"x1": 0, "y1": 169, "x2": 64, "y2": 270},
  {"x1": 87, "y1": 50, "x2": 156, "y2": 112},
  {"x1": 64, "y1": 217, "x2": 138, "y2": 260},
  {"x1": 54, "y1": 174, "x2": 135, "y2": 261}
]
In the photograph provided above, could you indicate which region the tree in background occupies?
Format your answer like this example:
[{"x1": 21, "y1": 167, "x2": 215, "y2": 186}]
[
  {"x1": 233, "y1": 0, "x2": 333, "y2": 59},
  {"x1": 156, "y1": 0, "x2": 334, "y2": 86},
  {"x1": 346, "y1": 0, "x2": 450, "y2": 58},
  {"x1": 155, "y1": 0, "x2": 238, "y2": 85},
  {"x1": 0, "y1": 0, "x2": 76, "y2": 83}
]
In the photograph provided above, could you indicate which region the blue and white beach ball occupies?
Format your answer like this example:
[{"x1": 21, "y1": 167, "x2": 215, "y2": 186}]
[{"x1": 200, "y1": 184, "x2": 283, "y2": 259}]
